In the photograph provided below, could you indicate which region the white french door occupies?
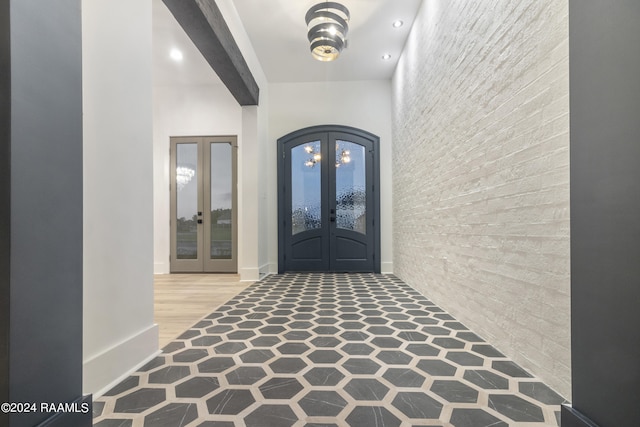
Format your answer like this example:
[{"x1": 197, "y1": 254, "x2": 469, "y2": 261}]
[{"x1": 170, "y1": 136, "x2": 237, "y2": 272}]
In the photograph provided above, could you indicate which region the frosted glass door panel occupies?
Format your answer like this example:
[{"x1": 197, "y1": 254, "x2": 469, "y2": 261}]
[
  {"x1": 176, "y1": 143, "x2": 198, "y2": 259},
  {"x1": 291, "y1": 142, "x2": 322, "y2": 235},
  {"x1": 210, "y1": 143, "x2": 232, "y2": 259},
  {"x1": 335, "y1": 140, "x2": 366, "y2": 234}
]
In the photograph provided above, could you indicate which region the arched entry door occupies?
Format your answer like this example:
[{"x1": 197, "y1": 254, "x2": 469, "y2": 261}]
[{"x1": 278, "y1": 125, "x2": 380, "y2": 273}]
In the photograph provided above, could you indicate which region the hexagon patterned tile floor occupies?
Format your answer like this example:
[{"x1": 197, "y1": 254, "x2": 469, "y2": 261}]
[{"x1": 93, "y1": 273, "x2": 566, "y2": 427}]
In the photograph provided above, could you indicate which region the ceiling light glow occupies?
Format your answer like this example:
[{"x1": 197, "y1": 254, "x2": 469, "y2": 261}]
[
  {"x1": 170, "y1": 48, "x2": 183, "y2": 62},
  {"x1": 382, "y1": 53, "x2": 392, "y2": 60},
  {"x1": 392, "y1": 20, "x2": 404, "y2": 28}
]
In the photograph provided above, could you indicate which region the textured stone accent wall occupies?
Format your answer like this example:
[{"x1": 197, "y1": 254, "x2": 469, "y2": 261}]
[{"x1": 392, "y1": 1, "x2": 570, "y2": 397}]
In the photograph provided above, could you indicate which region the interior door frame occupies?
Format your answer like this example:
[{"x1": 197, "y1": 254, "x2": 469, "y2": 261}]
[
  {"x1": 277, "y1": 125, "x2": 380, "y2": 273},
  {"x1": 170, "y1": 135, "x2": 238, "y2": 273}
]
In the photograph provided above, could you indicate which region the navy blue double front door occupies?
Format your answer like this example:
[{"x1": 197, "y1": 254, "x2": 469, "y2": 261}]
[{"x1": 278, "y1": 125, "x2": 380, "y2": 273}]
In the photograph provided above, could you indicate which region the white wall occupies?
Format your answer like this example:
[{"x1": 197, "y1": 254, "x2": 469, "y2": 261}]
[
  {"x1": 268, "y1": 80, "x2": 394, "y2": 273},
  {"x1": 153, "y1": 0, "x2": 270, "y2": 281},
  {"x1": 213, "y1": 0, "x2": 270, "y2": 281},
  {"x1": 153, "y1": 84, "x2": 242, "y2": 274},
  {"x1": 392, "y1": 0, "x2": 570, "y2": 397},
  {"x1": 82, "y1": 0, "x2": 158, "y2": 395}
]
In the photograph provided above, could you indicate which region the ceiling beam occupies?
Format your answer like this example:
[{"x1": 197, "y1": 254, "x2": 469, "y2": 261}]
[{"x1": 162, "y1": 0, "x2": 259, "y2": 106}]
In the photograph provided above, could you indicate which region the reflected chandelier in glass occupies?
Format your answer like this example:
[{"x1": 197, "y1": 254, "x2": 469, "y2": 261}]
[{"x1": 302, "y1": 142, "x2": 352, "y2": 168}]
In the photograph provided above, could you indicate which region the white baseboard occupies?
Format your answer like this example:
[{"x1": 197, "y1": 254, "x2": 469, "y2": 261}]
[
  {"x1": 259, "y1": 262, "x2": 277, "y2": 278},
  {"x1": 83, "y1": 324, "x2": 159, "y2": 396},
  {"x1": 381, "y1": 262, "x2": 394, "y2": 274},
  {"x1": 154, "y1": 261, "x2": 169, "y2": 275},
  {"x1": 240, "y1": 267, "x2": 260, "y2": 282}
]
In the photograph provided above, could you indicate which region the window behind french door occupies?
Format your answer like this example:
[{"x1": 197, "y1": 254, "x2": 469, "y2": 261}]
[{"x1": 170, "y1": 136, "x2": 237, "y2": 273}]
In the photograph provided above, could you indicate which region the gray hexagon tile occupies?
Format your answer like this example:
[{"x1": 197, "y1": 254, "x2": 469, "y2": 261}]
[
  {"x1": 259, "y1": 377, "x2": 304, "y2": 399},
  {"x1": 450, "y1": 408, "x2": 509, "y2": 427},
  {"x1": 391, "y1": 391, "x2": 443, "y2": 419},
  {"x1": 489, "y1": 394, "x2": 546, "y2": 422},
  {"x1": 276, "y1": 342, "x2": 309, "y2": 355},
  {"x1": 376, "y1": 350, "x2": 413, "y2": 365},
  {"x1": 225, "y1": 366, "x2": 267, "y2": 385},
  {"x1": 430, "y1": 379, "x2": 479, "y2": 403},
  {"x1": 206, "y1": 389, "x2": 255, "y2": 415},
  {"x1": 382, "y1": 367, "x2": 426, "y2": 388},
  {"x1": 298, "y1": 390, "x2": 348, "y2": 417},
  {"x1": 143, "y1": 403, "x2": 197, "y2": 427},
  {"x1": 269, "y1": 357, "x2": 308, "y2": 374},
  {"x1": 93, "y1": 273, "x2": 564, "y2": 426},
  {"x1": 94, "y1": 419, "x2": 133, "y2": 427},
  {"x1": 239, "y1": 348, "x2": 275, "y2": 363},
  {"x1": 113, "y1": 388, "x2": 166, "y2": 413},
  {"x1": 103, "y1": 376, "x2": 139, "y2": 396},
  {"x1": 175, "y1": 377, "x2": 219, "y2": 398},
  {"x1": 345, "y1": 406, "x2": 401, "y2": 427},
  {"x1": 342, "y1": 357, "x2": 381, "y2": 375},
  {"x1": 344, "y1": 378, "x2": 390, "y2": 401},
  {"x1": 197, "y1": 356, "x2": 235, "y2": 374},
  {"x1": 519, "y1": 381, "x2": 568, "y2": 405},
  {"x1": 463, "y1": 369, "x2": 510, "y2": 390},
  {"x1": 416, "y1": 359, "x2": 458, "y2": 376},
  {"x1": 303, "y1": 366, "x2": 345, "y2": 386},
  {"x1": 148, "y1": 366, "x2": 191, "y2": 384},
  {"x1": 340, "y1": 342, "x2": 374, "y2": 355},
  {"x1": 191, "y1": 335, "x2": 222, "y2": 347},
  {"x1": 196, "y1": 422, "x2": 234, "y2": 427},
  {"x1": 445, "y1": 351, "x2": 485, "y2": 367},
  {"x1": 244, "y1": 404, "x2": 297, "y2": 427}
]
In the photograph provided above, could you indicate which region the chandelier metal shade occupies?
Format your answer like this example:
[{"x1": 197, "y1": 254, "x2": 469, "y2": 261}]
[{"x1": 305, "y1": 2, "x2": 350, "y2": 62}]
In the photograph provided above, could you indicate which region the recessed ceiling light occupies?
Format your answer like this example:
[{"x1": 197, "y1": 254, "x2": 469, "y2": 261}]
[
  {"x1": 170, "y1": 48, "x2": 183, "y2": 62},
  {"x1": 392, "y1": 20, "x2": 404, "y2": 28},
  {"x1": 382, "y1": 53, "x2": 392, "y2": 60}
]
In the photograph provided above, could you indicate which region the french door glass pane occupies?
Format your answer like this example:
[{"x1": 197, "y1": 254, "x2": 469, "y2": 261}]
[
  {"x1": 210, "y1": 143, "x2": 232, "y2": 259},
  {"x1": 291, "y1": 142, "x2": 322, "y2": 235},
  {"x1": 335, "y1": 140, "x2": 366, "y2": 234},
  {"x1": 176, "y1": 143, "x2": 198, "y2": 259}
]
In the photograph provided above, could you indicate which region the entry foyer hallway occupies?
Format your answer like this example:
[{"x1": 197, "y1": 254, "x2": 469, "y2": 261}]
[{"x1": 93, "y1": 273, "x2": 565, "y2": 426}]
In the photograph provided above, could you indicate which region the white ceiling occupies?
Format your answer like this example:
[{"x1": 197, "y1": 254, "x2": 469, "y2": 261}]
[
  {"x1": 152, "y1": 0, "x2": 422, "y2": 85},
  {"x1": 232, "y1": 0, "x2": 422, "y2": 82},
  {"x1": 153, "y1": 0, "x2": 223, "y2": 86}
]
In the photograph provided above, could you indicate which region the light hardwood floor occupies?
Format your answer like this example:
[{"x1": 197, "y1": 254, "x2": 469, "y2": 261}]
[{"x1": 154, "y1": 274, "x2": 253, "y2": 348}]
